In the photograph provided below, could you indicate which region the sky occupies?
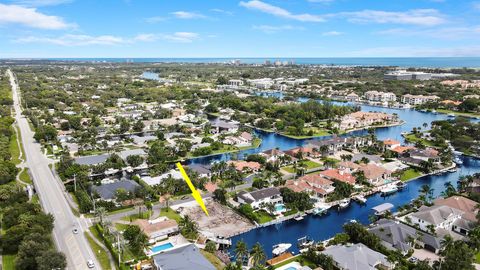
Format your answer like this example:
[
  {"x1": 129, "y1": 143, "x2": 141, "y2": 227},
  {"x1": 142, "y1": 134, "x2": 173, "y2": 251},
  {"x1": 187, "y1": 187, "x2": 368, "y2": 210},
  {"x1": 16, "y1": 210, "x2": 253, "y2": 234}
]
[{"x1": 0, "y1": 0, "x2": 480, "y2": 58}]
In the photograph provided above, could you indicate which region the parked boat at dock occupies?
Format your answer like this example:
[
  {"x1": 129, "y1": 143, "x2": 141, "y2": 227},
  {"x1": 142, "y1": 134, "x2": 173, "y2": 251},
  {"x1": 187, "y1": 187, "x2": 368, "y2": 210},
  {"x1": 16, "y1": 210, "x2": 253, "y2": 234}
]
[
  {"x1": 313, "y1": 207, "x2": 329, "y2": 216},
  {"x1": 297, "y1": 236, "x2": 314, "y2": 249},
  {"x1": 353, "y1": 195, "x2": 367, "y2": 204},
  {"x1": 380, "y1": 185, "x2": 398, "y2": 196},
  {"x1": 272, "y1": 243, "x2": 292, "y2": 256},
  {"x1": 338, "y1": 199, "x2": 350, "y2": 209}
]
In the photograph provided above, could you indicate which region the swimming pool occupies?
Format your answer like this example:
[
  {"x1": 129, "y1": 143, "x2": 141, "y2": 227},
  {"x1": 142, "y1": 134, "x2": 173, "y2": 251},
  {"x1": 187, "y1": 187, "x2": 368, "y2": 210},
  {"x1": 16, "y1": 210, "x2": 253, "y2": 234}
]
[
  {"x1": 275, "y1": 203, "x2": 286, "y2": 212},
  {"x1": 276, "y1": 262, "x2": 301, "y2": 270},
  {"x1": 150, "y1": 242, "x2": 174, "y2": 253}
]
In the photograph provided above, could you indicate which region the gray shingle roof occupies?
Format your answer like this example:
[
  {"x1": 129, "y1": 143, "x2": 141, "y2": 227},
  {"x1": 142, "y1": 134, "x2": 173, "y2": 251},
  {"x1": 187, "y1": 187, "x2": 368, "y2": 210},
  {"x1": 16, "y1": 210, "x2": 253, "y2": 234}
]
[
  {"x1": 75, "y1": 154, "x2": 109, "y2": 166},
  {"x1": 322, "y1": 243, "x2": 391, "y2": 270},
  {"x1": 152, "y1": 244, "x2": 216, "y2": 270},
  {"x1": 92, "y1": 180, "x2": 141, "y2": 200},
  {"x1": 369, "y1": 219, "x2": 442, "y2": 253},
  {"x1": 411, "y1": 205, "x2": 464, "y2": 225}
]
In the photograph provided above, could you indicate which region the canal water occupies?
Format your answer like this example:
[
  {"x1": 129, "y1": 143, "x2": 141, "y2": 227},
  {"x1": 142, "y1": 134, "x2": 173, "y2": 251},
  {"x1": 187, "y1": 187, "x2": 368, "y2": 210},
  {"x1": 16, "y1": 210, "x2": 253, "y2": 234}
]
[{"x1": 183, "y1": 97, "x2": 480, "y2": 257}]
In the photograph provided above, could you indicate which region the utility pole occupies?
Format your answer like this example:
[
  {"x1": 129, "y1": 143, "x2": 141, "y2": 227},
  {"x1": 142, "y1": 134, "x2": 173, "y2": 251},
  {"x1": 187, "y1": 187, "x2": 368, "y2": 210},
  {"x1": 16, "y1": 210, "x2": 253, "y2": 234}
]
[
  {"x1": 117, "y1": 233, "x2": 121, "y2": 266},
  {"x1": 73, "y1": 173, "x2": 77, "y2": 192}
]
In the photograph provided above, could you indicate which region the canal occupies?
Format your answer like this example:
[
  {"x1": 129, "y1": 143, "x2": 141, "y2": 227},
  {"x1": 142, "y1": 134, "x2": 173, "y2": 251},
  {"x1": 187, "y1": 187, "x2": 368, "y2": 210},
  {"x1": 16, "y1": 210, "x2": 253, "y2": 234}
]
[{"x1": 181, "y1": 92, "x2": 480, "y2": 257}]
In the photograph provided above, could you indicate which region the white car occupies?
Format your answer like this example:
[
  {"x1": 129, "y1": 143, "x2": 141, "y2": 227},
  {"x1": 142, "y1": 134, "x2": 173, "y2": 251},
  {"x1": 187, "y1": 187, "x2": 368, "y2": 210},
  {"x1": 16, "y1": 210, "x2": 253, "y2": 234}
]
[{"x1": 87, "y1": 260, "x2": 95, "y2": 268}]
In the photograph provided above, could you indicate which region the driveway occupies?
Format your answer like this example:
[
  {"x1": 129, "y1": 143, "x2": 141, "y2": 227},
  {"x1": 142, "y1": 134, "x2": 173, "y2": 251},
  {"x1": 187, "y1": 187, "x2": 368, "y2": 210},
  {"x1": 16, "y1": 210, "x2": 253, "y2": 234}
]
[{"x1": 412, "y1": 249, "x2": 440, "y2": 263}]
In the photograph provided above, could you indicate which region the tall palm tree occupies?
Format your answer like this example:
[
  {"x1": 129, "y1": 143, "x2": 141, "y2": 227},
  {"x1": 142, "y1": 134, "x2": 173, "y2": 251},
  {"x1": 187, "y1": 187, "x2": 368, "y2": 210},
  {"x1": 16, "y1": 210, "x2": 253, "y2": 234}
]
[
  {"x1": 234, "y1": 240, "x2": 248, "y2": 265},
  {"x1": 225, "y1": 263, "x2": 242, "y2": 270},
  {"x1": 440, "y1": 235, "x2": 454, "y2": 253},
  {"x1": 250, "y1": 243, "x2": 266, "y2": 267},
  {"x1": 95, "y1": 206, "x2": 107, "y2": 225},
  {"x1": 419, "y1": 184, "x2": 434, "y2": 203}
]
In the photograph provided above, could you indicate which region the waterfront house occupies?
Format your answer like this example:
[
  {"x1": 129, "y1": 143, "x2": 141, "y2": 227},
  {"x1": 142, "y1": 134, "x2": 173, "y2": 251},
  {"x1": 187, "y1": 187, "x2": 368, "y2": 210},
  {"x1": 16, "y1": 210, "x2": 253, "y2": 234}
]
[
  {"x1": 408, "y1": 205, "x2": 466, "y2": 234},
  {"x1": 338, "y1": 111, "x2": 396, "y2": 131},
  {"x1": 237, "y1": 187, "x2": 283, "y2": 209},
  {"x1": 345, "y1": 136, "x2": 373, "y2": 150},
  {"x1": 187, "y1": 164, "x2": 212, "y2": 179},
  {"x1": 133, "y1": 217, "x2": 179, "y2": 244},
  {"x1": 319, "y1": 169, "x2": 356, "y2": 185},
  {"x1": 434, "y1": 196, "x2": 479, "y2": 234},
  {"x1": 210, "y1": 120, "x2": 238, "y2": 134},
  {"x1": 346, "y1": 92, "x2": 360, "y2": 102},
  {"x1": 401, "y1": 94, "x2": 440, "y2": 105},
  {"x1": 338, "y1": 161, "x2": 361, "y2": 173},
  {"x1": 260, "y1": 148, "x2": 295, "y2": 165},
  {"x1": 228, "y1": 161, "x2": 261, "y2": 172},
  {"x1": 152, "y1": 244, "x2": 216, "y2": 270},
  {"x1": 285, "y1": 173, "x2": 335, "y2": 199},
  {"x1": 141, "y1": 169, "x2": 183, "y2": 186},
  {"x1": 321, "y1": 243, "x2": 393, "y2": 270},
  {"x1": 369, "y1": 219, "x2": 442, "y2": 255},
  {"x1": 383, "y1": 139, "x2": 401, "y2": 151},
  {"x1": 358, "y1": 163, "x2": 392, "y2": 186},
  {"x1": 308, "y1": 136, "x2": 346, "y2": 156},
  {"x1": 408, "y1": 148, "x2": 440, "y2": 163},
  {"x1": 284, "y1": 147, "x2": 315, "y2": 159}
]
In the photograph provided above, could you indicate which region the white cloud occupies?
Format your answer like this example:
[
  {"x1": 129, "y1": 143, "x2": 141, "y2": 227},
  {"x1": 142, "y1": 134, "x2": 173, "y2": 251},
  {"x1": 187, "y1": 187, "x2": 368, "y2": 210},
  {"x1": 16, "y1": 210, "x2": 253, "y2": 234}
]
[
  {"x1": 210, "y1": 8, "x2": 234, "y2": 15},
  {"x1": 162, "y1": 32, "x2": 199, "y2": 43},
  {"x1": 15, "y1": 34, "x2": 127, "y2": 46},
  {"x1": 134, "y1": 33, "x2": 158, "y2": 42},
  {"x1": 239, "y1": 0, "x2": 325, "y2": 22},
  {"x1": 0, "y1": 3, "x2": 71, "y2": 29},
  {"x1": 253, "y1": 24, "x2": 302, "y2": 33},
  {"x1": 145, "y1": 16, "x2": 167, "y2": 23},
  {"x1": 322, "y1": 31, "x2": 343, "y2": 36},
  {"x1": 171, "y1": 11, "x2": 207, "y2": 19},
  {"x1": 377, "y1": 26, "x2": 480, "y2": 39},
  {"x1": 338, "y1": 9, "x2": 445, "y2": 26},
  {"x1": 9, "y1": 0, "x2": 72, "y2": 6}
]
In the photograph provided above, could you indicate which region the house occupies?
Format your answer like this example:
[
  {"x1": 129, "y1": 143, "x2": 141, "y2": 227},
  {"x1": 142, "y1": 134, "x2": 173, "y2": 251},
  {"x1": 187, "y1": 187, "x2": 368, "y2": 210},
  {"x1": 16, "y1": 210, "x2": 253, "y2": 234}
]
[
  {"x1": 142, "y1": 169, "x2": 183, "y2": 186},
  {"x1": 284, "y1": 147, "x2": 315, "y2": 159},
  {"x1": 401, "y1": 94, "x2": 440, "y2": 105},
  {"x1": 260, "y1": 149, "x2": 295, "y2": 165},
  {"x1": 383, "y1": 139, "x2": 401, "y2": 150},
  {"x1": 210, "y1": 120, "x2": 238, "y2": 134},
  {"x1": 434, "y1": 196, "x2": 479, "y2": 234},
  {"x1": 408, "y1": 205, "x2": 464, "y2": 233},
  {"x1": 321, "y1": 243, "x2": 393, "y2": 270},
  {"x1": 92, "y1": 180, "x2": 141, "y2": 201},
  {"x1": 338, "y1": 161, "x2": 361, "y2": 173},
  {"x1": 187, "y1": 164, "x2": 212, "y2": 178},
  {"x1": 237, "y1": 187, "x2": 282, "y2": 209},
  {"x1": 358, "y1": 163, "x2": 392, "y2": 186},
  {"x1": 408, "y1": 148, "x2": 440, "y2": 163},
  {"x1": 285, "y1": 173, "x2": 335, "y2": 199},
  {"x1": 152, "y1": 244, "x2": 216, "y2": 270},
  {"x1": 133, "y1": 217, "x2": 179, "y2": 244},
  {"x1": 345, "y1": 136, "x2": 373, "y2": 150},
  {"x1": 228, "y1": 161, "x2": 261, "y2": 172},
  {"x1": 308, "y1": 136, "x2": 347, "y2": 156},
  {"x1": 75, "y1": 154, "x2": 110, "y2": 166},
  {"x1": 346, "y1": 93, "x2": 360, "y2": 102},
  {"x1": 369, "y1": 219, "x2": 442, "y2": 255},
  {"x1": 338, "y1": 111, "x2": 396, "y2": 131},
  {"x1": 319, "y1": 169, "x2": 356, "y2": 185}
]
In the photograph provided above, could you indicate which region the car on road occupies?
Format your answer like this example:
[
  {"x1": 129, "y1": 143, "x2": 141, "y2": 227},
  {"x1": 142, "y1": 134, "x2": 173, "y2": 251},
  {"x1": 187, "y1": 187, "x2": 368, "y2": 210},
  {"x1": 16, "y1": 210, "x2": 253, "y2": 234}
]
[{"x1": 87, "y1": 260, "x2": 95, "y2": 268}]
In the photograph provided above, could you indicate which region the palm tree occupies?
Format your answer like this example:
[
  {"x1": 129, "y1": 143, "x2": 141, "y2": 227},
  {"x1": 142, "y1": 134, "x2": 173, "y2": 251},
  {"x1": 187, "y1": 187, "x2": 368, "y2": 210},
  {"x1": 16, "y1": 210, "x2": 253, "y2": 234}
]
[
  {"x1": 419, "y1": 184, "x2": 434, "y2": 203},
  {"x1": 224, "y1": 263, "x2": 242, "y2": 270},
  {"x1": 441, "y1": 182, "x2": 456, "y2": 198},
  {"x1": 440, "y1": 235, "x2": 454, "y2": 253},
  {"x1": 95, "y1": 206, "x2": 107, "y2": 225},
  {"x1": 179, "y1": 215, "x2": 198, "y2": 239},
  {"x1": 234, "y1": 240, "x2": 248, "y2": 265},
  {"x1": 250, "y1": 243, "x2": 266, "y2": 267}
]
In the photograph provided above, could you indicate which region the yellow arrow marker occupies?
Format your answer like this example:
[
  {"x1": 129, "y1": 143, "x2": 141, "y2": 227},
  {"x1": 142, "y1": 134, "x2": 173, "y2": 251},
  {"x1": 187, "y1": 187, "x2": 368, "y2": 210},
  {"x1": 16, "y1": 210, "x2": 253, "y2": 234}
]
[{"x1": 176, "y1": 162, "x2": 209, "y2": 216}]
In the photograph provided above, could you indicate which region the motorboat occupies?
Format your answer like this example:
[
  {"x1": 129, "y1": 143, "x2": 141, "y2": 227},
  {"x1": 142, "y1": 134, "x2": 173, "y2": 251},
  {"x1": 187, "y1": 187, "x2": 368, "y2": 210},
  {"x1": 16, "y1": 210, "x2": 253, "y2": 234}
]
[
  {"x1": 294, "y1": 215, "x2": 304, "y2": 221},
  {"x1": 447, "y1": 113, "x2": 455, "y2": 117},
  {"x1": 313, "y1": 207, "x2": 328, "y2": 216},
  {"x1": 454, "y1": 156, "x2": 463, "y2": 165},
  {"x1": 338, "y1": 199, "x2": 350, "y2": 209},
  {"x1": 448, "y1": 168, "x2": 457, "y2": 173},
  {"x1": 297, "y1": 236, "x2": 314, "y2": 249},
  {"x1": 396, "y1": 182, "x2": 407, "y2": 190},
  {"x1": 272, "y1": 243, "x2": 292, "y2": 256},
  {"x1": 381, "y1": 185, "x2": 398, "y2": 196},
  {"x1": 353, "y1": 195, "x2": 367, "y2": 204}
]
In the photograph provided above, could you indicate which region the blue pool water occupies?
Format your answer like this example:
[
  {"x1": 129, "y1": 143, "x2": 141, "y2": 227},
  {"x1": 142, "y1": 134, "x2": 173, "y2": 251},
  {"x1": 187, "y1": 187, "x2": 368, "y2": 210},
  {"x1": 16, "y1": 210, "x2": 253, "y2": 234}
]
[
  {"x1": 150, "y1": 243, "x2": 174, "y2": 253},
  {"x1": 285, "y1": 267, "x2": 297, "y2": 270},
  {"x1": 275, "y1": 204, "x2": 286, "y2": 212}
]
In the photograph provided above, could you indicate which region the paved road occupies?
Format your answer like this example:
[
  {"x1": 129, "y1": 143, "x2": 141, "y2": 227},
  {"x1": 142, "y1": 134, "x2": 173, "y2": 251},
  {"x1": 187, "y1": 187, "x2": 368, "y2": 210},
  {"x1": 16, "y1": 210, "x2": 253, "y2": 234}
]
[{"x1": 8, "y1": 69, "x2": 99, "y2": 270}]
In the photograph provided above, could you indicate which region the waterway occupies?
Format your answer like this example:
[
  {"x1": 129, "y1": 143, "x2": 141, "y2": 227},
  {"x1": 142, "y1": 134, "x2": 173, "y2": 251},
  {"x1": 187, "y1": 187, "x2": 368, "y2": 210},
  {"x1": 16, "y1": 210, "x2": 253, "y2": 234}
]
[{"x1": 183, "y1": 97, "x2": 480, "y2": 257}]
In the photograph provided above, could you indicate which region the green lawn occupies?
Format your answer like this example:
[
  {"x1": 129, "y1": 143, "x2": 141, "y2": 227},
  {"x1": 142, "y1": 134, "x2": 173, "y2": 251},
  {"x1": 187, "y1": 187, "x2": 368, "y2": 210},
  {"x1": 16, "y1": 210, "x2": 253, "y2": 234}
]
[
  {"x1": 19, "y1": 168, "x2": 32, "y2": 184},
  {"x1": 436, "y1": 109, "x2": 480, "y2": 118},
  {"x1": 120, "y1": 210, "x2": 153, "y2": 221},
  {"x1": 476, "y1": 252, "x2": 480, "y2": 263},
  {"x1": 272, "y1": 255, "x2": 316, "y2": 269},
  {"x1": 9, "y1": 131, "x2": 21, "y2": 165},
  {"x1": 85, "y1": 232, "x2": 112, "y2": 270},
  {"x1": 114, "y1": 223, "x2": 129, "y2": 231},
  {"x1": 282, "y1": 127, "x2": 331, "y2": 139},
  {"x1": 282, "y1": 160, "x2": 322, "y2": 173},
  {"x1": 254, "y1": 209, "x2": 275, "y2": 224},
  {"x1": 158, "y1": 207, "x2": 182, "y2": 223},
  {"x1": 404, "y1": 133, "x2": 436, "y2": 147},
  {"x1": 2, "y1": 254, "x2": 16, "y2": 270},
  {"x1": 400, "y1": 169, "x2": 422, "y2": 181},
  {"x1": 200, "y1": 250, "x2": 225, "y2": 270}
]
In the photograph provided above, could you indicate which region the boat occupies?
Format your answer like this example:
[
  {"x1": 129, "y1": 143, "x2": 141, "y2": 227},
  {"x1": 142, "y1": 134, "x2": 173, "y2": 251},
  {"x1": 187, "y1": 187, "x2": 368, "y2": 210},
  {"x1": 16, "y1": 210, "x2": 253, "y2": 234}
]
[
  {"x1": 454, "y1": 157, "x2": 463, "y2": 165},
  {"x1": 353, "y1": 195, "x2": 367, "y2": 204},
  {"x1": 272, "y1": 243, "x2": 292, "y2": 256},
  {"x1": 448, "y1": 168, "x2": 457, "y2": 173},
  {"x1": 396, "y1": 182, "x2": 407, "y2": 190},
  {"x1": 400, "y1": 132, "x2": 408, "y2": 136},
  {"x1": 447, "y1": 113, "x2": 456, "y2": 117},
  {"x1": 294, "y1": 216, "x2": 304, "y2": 221},
  {"x1": 338, "y1": 199, "x2": 350, "y2": 209},
  {"x1": 381, "y1": 185, "x2": 398, "y2": 196},
  {"x1": 297, "y1": 236, "x2": 314, "y2": 249},
  {"x1": 313, "y1": 207, "x2": 328, "y2": 216}
]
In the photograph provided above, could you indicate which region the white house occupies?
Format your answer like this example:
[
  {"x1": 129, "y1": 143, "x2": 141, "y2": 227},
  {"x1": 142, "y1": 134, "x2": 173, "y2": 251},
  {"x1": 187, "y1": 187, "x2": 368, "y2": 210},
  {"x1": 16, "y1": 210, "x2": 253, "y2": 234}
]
[{"x1": 237, "y1": 187, "x2": 283, "y2": 209}]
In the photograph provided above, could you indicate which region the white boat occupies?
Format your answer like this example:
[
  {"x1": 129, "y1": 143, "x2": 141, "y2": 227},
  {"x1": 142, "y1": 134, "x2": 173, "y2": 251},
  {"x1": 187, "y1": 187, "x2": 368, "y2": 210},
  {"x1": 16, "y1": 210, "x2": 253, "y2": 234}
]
[
  {"x1": 448, "y1": 168, "x2": 457, "y2": 173},
  {"x1": 353, "y1": 195, "x2": 367, "y2": 204},
  {"x1": 338, "y1": 199, "x2": 350, "y2": 209},
  {"x1": 447, "y1": 113, "x2": 455, "y2": 117},
  {"x1": 294, "y1": 216, "x2": 304, "y2": 221},
  {"x1": 381, "y1": 185, "x2": 398, "y2": 196},
  {"x1": 313, "y1": 207, "x2": 328, "y2": 216},
  {"x1": 272, "y1": 243, "x2": 292, "y2": 256},
  {"x1": 297, "y1": 236, "x2": 314, "y2": 249},
  {"x1": 454, "y1": 157, "x2": 463, "y2": 165}
]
